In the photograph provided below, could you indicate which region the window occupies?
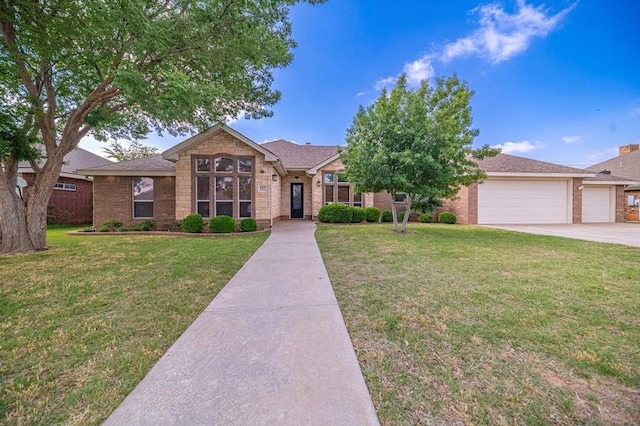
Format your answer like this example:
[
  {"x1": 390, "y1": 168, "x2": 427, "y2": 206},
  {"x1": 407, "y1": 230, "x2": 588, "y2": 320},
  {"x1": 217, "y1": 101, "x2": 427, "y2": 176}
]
[
  {"x1": 215, "y1": 157, "x2": 234, "y2": 173},
  {"x1": 323, "y1": 171, "x2": 362, "y2": 207},
  {"x1": 54, "y1": 182, "x2": 76, "y2": 191},
  {"x1": 238, "y1": 177, "x2": 252, "y2": 217},
  {"x1": 133, "y1": 177, "x2": 153, "y2": 218},
  {"x1": 195, "y1": 156, "x2": 253, "y2": 219},
  {"x1": 395, "y1": 193, "x2": 407, "y2": 203},
  {"x1": 196, "y1": 176, "x2": 210, "y2": 217}
]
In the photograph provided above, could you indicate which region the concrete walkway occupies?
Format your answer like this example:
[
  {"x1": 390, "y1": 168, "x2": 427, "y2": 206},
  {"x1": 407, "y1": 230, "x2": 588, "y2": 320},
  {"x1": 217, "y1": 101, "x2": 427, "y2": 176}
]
[
  {"x1": 484, "y1": 223, "x2": 640, "y2": 247},
  {"x1": 105, "y1": 221, "x2": 379, "y2": 425}
]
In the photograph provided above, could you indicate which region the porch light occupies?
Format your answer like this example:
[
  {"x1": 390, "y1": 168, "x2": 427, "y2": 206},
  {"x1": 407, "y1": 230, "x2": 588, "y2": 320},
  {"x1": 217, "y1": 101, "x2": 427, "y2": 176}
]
[
  {"x1": 272, "y1": 174, "x2": 278, "y2": 181},
  {"x1": 316, "y1": 180, "x2": 321, "y2": 187}
]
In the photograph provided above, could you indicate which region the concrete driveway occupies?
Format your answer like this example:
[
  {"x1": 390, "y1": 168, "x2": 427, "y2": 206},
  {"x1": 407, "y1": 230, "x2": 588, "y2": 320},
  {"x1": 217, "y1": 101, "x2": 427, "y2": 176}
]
[{"x1": 483, "y1": 223, "x2": 640, "y2": 247}]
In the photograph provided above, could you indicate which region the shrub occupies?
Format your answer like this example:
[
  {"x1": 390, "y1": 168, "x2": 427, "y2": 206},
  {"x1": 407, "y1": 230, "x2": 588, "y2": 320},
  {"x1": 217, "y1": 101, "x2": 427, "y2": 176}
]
[
  {"x1": 135, "y1": 220, "x2": 156, "y2": 231},
  {"x1": 418, "y1": 212, "x2": 433, "y2": 223},
  {"x1": 168, "y1": 221, "x2": 182, "y2": 232},
  {"x1": 209, "y1": 215, "x2": 236, "y2": 233},
  {"x1": 98, "y1": 220, "x2": 123, "y2": 232},
  {"x1": 381, "y1": 210, "x2": 393, "y2": 222},
  {"x1": 351, "y1": 206, "x2": 366, "y2": 223},
  {"x1": 438, "y1": 211, "x2": 457, "y2": 224},
  {"x1": 182, "y1": 214, "x2": 204, "y2": 233},
  {"x1": 318, "y1": 203, "x2": 353, "y2": 223},
  {"x1": 239, "y1": 218, "x2": 258, "y2": 232},
  {"x1": 365, "y1": 207, "x2": 381, "y2": 223}
]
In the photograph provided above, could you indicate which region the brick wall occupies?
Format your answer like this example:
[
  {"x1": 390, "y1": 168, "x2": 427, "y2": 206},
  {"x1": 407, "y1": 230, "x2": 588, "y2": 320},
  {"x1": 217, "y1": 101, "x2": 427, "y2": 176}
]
[
  {"x1": 21, "y1": 173, "x2": 93, "y2": 224},
  {"x1": 572, "y1": 178, "x2": 582, "y2": 224},
  {"x1": 624, "y1": 190, "x2": 640, "y2": 221},
  {"x1": 93, "y1": 175, "x2": 176, "y2": 229}
]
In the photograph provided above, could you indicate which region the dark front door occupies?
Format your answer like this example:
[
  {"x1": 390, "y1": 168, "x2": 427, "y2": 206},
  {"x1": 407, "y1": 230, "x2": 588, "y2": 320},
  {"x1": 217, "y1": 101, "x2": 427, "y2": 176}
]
[{"x1": 291, "y1": 183, "x2": 304, "y2": 218}]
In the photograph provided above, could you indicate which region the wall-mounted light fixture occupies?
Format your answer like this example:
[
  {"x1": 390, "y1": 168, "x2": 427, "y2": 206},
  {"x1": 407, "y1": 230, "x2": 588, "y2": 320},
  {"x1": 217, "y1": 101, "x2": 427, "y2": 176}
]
[
  {"x1": 294, "y1": 176, "x2": 299, "y2": 180},
  {"x1": 272, "y1": 174, "x2": 278, "y2": 182},
  {"x1": 578, "y1": 185, "x2": 584, "y2": 190},
  {"x1": 316, "y1": 180, "x2": 321, "y2": 187}
]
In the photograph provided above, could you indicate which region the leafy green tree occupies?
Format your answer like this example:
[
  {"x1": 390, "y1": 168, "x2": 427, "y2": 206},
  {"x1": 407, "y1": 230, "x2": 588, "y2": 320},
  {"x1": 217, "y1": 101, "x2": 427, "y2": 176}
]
[
  {"x1": 0, "y1": 0, "x2": 324, "y2": 253},
  {"x1": 103, "y1": 140, "x2": 159, "y2": 162},
  {"x1": 342, "y1": 73, "x2": 499, "y2": 232}
]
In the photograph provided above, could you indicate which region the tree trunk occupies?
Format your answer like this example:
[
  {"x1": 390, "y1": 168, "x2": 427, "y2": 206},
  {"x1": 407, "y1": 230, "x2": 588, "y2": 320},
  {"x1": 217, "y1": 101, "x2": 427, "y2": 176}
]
[
  {"x1": 390, "y1": 191, "x2": 399, "y2": 232},
  {"x1": 400, "y1": 194, "x2": 414, "y2": 233},
  {"x1": 0, "y1": 186, "x2": 36, "y2": 253}
]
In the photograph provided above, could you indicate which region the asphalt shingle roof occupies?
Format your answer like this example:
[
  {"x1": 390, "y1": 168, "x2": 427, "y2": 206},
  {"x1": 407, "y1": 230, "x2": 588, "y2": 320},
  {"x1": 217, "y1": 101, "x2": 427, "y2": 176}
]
[
  {"x1": 77, "y1": 155, "x2": 175, "y2": 173},
  {"x1": 261, "y1": 140, "x2": 338, "y2": 169},
  {"x1": 587, "y1": 149, "x2": 640, "y2": 181},
  {"x1": 19, "y1": 146, "x2": 111, "y2": 174},
  {"x1": 477, "y1": 153, "x2": 593, "y2": 174}
]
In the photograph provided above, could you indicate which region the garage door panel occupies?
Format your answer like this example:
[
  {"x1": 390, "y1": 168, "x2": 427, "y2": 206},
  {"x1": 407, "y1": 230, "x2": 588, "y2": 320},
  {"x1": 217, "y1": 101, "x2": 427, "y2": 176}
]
[
  {"x1": 478, "y1": 180, "x2": 569, "y2": 224},
  {"x1": 582, "y1": 187, "x2": 612, "y2": 223}
]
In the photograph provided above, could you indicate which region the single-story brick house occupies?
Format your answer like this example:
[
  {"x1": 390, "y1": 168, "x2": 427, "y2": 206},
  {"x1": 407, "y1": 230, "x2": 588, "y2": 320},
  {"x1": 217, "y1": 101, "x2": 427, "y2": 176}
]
[
  {"x1": 76, "y1": 124, "x2": 637, "y2": 229},
  {"x1": 587, "y1": 144, "x2": 640, "y2": 221},
  {"x1": 19, "y1": 147, "x2": 111, "y2": 224}
]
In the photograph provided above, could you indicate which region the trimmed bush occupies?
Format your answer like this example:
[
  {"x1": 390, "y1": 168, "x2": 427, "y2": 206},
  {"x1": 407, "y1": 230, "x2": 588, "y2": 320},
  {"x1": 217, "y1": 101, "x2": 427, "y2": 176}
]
[
  {"x1": 98, "y1": 220, "x2": 123, "y2": 232},
  {"x1": 182, "y1": 214, "x2": 204, "y2": 233},
  {"x1": 351, "y1": 206, "x2": 366, "y2": 223},
  {"x1": 168, "y1": 221, "x2": 182, "y2": 232},
  {"x1": 240, "y1": 218, "x2": 258, "y2": 232},
  {"x1": 209, "y1": 215, "x2": 237, "y2": 233},
  {"x1": 418, "y1": 212, "x2": 433, "y2": 223},
  {"x1": 365, "y1": 207, "x2": 381, "y2": 223},
  {"x1": 318, "y1": 203, "x2": 353, "y2": 223},
  {"x1": 135, "y1": 220, "x2": 156, "y2": 231},
  {"x1": 381, "y1": 210, "x2": 393, "y2": 222},
  {"x1": 438, "y1": 211, "x2": 457, "y2": 224}
]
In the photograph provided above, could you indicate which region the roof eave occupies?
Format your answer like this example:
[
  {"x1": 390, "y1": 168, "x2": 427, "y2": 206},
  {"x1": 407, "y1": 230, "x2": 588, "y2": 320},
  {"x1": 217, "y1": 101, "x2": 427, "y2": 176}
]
[
  {"x1": 307, "y1": 152, "x2": 341, "y2": 175},
  {"x1": 584, "y1": 180, "x2": 640, "y2": 186}
]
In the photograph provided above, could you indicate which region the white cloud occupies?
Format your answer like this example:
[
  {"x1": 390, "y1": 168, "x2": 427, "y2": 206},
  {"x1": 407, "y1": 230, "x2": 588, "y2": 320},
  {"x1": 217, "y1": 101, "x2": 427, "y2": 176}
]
[
  {"x1": 356, "y1": 92, "x2": 366, "y2": 97},
  {"x1": 374, "y1": 76, "x2": 396, "y2": 91},
  {"x1": 442, "y1": 0, "x2": 577, "y2": 64},
  {"x1": 494, "y1": 140, "x2": 545, "y2": 154},
  {"x1": 562, "y1": 135, "x2": 582, "y2": 144},
  {"x1": 629, "y1": 107, "x2": 640, "y2": 117},
  {"x1": 403, "y1": 55, "x2": 435, "y2": 86},
  {"x1": 224, "y1": 110, "x2": 246, "y2": 125}
]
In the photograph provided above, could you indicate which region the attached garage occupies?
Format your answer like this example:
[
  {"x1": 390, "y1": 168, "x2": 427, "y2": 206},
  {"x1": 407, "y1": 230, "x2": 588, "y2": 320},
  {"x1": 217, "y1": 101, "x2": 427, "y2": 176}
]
[
  {"x1": 582, "y1": 187, "x2": 614, "y2": 223},
  {"x1": 478, "y1": 179, "x2": 571, "y2": 224}
]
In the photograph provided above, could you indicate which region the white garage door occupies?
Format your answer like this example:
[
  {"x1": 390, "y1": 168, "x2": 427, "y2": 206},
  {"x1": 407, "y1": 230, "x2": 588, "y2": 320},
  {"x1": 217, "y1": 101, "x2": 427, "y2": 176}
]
[
  {"x1": 478, "y1": 180, "x2": 569, "y2": 224},
  {"x1": 582, "y1": 187, "x2": 613, "y2": 223}
]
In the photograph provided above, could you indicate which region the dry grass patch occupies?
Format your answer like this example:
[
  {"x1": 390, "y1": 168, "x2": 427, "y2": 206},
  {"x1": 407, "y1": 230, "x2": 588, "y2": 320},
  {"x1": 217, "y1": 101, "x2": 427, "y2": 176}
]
[
  {"x1": 316, "y1": 224, "x2": 640, "y2": 425},
  {"x1": 0, "y1": 227, "x2": 268, "y2": 424}
]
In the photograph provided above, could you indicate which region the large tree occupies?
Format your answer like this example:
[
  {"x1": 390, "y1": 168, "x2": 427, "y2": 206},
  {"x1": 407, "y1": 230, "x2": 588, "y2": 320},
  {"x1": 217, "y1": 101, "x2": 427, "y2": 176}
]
[
  {"x1": 0, "y1": 0, "x2": 323, "y2": 253},
  {"x1": 341, "y1": 73, "x2": 499, "y2": 232},
  {"x1": 102, "y1": 140, "x2": 159, "y2": 162}
]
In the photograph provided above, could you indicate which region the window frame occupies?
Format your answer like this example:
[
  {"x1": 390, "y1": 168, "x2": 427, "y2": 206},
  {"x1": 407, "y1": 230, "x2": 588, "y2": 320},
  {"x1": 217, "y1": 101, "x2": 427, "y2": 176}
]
[
  {"x1": 132, "y1": 177, "x2": 154, "y2": 219},
  {"x1": 322, "y1": 171, "x2": 363, "y2": 207},
  {"x1": 193, "y1": 155, "x2": 255, "y2": 219},
  {"x1": 54, "y1": 182, "x2": 77, "y2": 191}
]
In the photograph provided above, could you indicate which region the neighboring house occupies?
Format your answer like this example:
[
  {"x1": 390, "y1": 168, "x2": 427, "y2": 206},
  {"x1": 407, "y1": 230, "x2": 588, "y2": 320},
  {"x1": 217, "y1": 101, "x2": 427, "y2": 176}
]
[
  {"x1": 587, "y1": 144, "x2": 640, "y2": 221},
  {"x1": 439, "y1": 153, "x2": 636, "y2": 224},
  {"x1": 19, "y1": 147, "x2": 111, "y2": 224},
  {"x1": 76, "y1": 125, "x2": 636, "y2": 229}
]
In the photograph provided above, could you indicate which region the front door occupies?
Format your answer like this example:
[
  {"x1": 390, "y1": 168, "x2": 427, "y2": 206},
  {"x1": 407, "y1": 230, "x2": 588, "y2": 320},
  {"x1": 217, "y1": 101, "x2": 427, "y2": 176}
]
[{"x1": 291, "y1": 183, "x2": 304, "y2": 218}]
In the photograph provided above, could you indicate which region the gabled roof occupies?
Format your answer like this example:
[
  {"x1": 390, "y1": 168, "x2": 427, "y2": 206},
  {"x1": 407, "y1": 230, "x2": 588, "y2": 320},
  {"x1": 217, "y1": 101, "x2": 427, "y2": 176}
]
[
  {"x1": 19, "y1": 146, "x2": 111, "y2": 177},
  {"x1": 261, "y1": 140, "x2": 339, "y2": 170},
  {"x1": 162, "y1": 123, "x2": 279, "y2": 162},
  {"x1": 587, "y1": 149, "x2": 640, "y2": 181},
  {"x1": 76, "y1": 155, "x2": 176, "y2": 176},
  {"x1": 583, "y1": 172, "x2": 638, "y2": 185},
  {"x1": 477, "y1": 153, "x2": 596, "y2": 177}
]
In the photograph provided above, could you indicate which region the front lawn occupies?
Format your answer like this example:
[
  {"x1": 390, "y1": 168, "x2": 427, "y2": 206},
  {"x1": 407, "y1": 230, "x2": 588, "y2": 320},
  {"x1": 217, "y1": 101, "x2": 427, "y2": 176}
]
[
  {"x1": 0, "y1": 228, "x2": 268, "y2": 424},
  {"x1": 316, "y1": 224, "x2": 640, "y2": 425}
]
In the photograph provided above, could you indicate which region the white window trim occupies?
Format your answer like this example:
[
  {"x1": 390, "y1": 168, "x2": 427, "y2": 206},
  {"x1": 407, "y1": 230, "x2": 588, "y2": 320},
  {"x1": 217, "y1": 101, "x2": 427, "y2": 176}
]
[
  {"x1": 54, "y1": 182, "x2": 77, "y2": 191},
  {"x1": 132, "y1": 177, "x2": 154, "y2": 219}
]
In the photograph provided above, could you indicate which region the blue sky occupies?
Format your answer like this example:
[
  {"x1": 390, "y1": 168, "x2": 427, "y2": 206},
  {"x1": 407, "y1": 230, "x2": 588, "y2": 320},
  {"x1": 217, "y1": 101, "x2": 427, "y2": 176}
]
[{"x1": 81, "y1": 0, "x2": 640, "y2": 168}]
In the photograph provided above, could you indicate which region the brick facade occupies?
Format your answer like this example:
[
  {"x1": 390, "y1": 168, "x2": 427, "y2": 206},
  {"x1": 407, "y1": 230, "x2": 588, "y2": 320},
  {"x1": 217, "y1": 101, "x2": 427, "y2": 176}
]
[
  {"x1": 572, "y1": 178, "x2": 583, "y2": 224},
  {"x1": 21, "y1": 173, "x2": 94, "y2": 225},
  {"x1": 93, "y1": 175, "x2": 176, "y2": 230}
]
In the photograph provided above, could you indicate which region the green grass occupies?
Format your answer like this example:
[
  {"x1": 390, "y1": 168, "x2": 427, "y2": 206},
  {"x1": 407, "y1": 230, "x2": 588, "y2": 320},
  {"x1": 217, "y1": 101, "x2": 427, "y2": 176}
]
[
  {"x1": 316, "y1": 224, "x2": 640, "y2": 425},
  {"x1": 0, "y1": 227, "x2": 268, "y2": 424}
]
